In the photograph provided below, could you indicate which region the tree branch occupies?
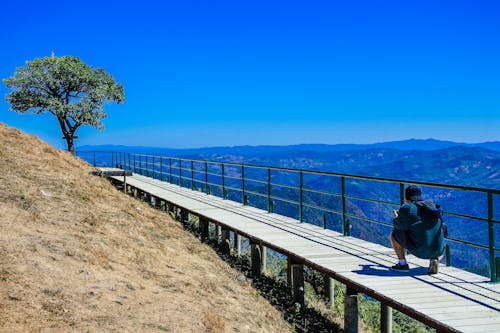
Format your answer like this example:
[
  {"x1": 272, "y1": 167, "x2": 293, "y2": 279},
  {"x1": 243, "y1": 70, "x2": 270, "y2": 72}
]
[
  {"x1": 69, "y1": 123, "x2": 82, "y2": 136},
  {"x1": 65, "y1": 118, "x2": 74, "y2": 132},
  {"x1": 68, "y1": 92, "x2": 83, "y2": 98},
  {"x1": 57, "y1": 117, "x2": 69, "y2": 137}
]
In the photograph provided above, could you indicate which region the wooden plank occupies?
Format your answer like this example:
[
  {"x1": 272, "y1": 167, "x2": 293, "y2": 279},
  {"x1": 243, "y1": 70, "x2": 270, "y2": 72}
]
[
  {"x1": 444, "y1": 316, "x2": 500, "y2": 326},
  {"x1": 454, "y1": 322, "x2": 500, "y2": 333}
]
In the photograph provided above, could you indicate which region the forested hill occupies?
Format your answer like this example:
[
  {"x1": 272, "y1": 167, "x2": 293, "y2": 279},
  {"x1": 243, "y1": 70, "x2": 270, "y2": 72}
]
[
  {"x1": 80, "y1": 140, "x2": 500, "y2": 189},
  {"x1": 233, "y1": 146, "x2": 500, "y2": 189}
]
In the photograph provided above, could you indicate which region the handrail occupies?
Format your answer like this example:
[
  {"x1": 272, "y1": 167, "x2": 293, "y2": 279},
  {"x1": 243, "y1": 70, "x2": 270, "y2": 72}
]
[
  {"x1": 97, "y1": 150, "x2": 500, "y2": 194},
  {"x1": 77, "y1": 150, "x2": 500, "y2": 282}
]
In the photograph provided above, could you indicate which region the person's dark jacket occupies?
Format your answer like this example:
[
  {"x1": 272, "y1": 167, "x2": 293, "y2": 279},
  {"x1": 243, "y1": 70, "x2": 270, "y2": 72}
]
[{"x1": 393, "y1": 201, "x2": 445, "y2": 259}]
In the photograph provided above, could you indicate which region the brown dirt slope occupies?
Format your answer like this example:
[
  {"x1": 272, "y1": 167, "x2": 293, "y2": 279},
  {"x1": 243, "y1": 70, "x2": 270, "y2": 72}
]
[{"x1": 0, "y1": 122, "x2": 290, "y2": 333}]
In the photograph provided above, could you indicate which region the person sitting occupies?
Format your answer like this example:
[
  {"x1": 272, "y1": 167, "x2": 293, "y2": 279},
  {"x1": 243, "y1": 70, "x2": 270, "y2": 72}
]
[{"x1": 390, "y1": 185, "x2": 445, "y2": 274}]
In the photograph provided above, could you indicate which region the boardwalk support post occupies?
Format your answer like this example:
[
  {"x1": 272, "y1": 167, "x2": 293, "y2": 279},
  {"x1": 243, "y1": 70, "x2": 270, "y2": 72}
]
[
  {"x1": 123, "y1": 172, "x2": 127, "y2": 193},
  {"x1": 287, "y1": 257, "x2": 304, "y2": 310},
  {"x1": 167, "y1": 202, "x2": 175, "y2": 216},
  {"x1": 344, "y1": 286, "x2": 358, "y2": 333},
  {"x1": 154, "y1": 197, "x2": 162, "y2": 210},
  {"x1": 234, "y1": 233, "x2": 241, "y2": 255},
  {"x1": 216, "y1": 225, "x2": 222, "y2": 243},
  {"x1": 221, "y1": 228, "x2": 231, "y2": 254},
  {"x1": 324, "y1": 274, "x2": 335, "y2": 308},
  {"x1": 261, "y1": 245, "x2": 267, "y2": 273},
  {"x1": 381, "y1": 304, "x2": 392, "y2": 333},
  {"x1": 250, "y1": 242, "x2": 262, "y2": 276},
  {"x1": 180, "y1": 210, "x2": 189, "y2": 226},
  {"x1": 200, "y1": 219, "x2": 209, "y2": 241}
]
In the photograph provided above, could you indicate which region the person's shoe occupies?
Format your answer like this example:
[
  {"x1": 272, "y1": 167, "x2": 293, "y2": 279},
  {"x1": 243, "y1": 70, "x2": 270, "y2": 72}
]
[
  {"x1": 428, "y1": 258, "x2": 439, "y2": 275},
  {"x1": 390, "y1": 263, "x2": 410, "y2": 272}
]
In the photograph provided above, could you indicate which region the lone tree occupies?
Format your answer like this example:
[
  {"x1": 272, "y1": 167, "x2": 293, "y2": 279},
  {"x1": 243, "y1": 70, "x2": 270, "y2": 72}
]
[{"x1": 3, "y1": 56, "x2": 124, "y2": 154}]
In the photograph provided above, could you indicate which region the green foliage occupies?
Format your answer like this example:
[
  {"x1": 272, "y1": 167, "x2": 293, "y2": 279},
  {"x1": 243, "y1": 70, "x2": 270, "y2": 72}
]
[{"x1": 3, "y1": 56, "x2": 124, "y2": 152}]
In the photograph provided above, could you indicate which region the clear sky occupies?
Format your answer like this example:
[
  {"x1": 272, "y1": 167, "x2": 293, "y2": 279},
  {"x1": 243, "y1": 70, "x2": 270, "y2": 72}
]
[{"x1": 1, "y1": 0, "x2": 499, "y2": 149}]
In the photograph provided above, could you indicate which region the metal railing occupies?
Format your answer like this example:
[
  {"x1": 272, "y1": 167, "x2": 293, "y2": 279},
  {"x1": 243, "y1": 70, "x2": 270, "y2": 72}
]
[{"x1": 78, "y1": 150, "x2": 500, "y2": 282}]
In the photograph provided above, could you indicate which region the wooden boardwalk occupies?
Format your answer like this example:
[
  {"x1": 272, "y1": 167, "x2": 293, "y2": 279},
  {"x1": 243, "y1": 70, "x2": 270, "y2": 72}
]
[{"x1": 100, "y1": 168, "x2": 500, "y2": 333}]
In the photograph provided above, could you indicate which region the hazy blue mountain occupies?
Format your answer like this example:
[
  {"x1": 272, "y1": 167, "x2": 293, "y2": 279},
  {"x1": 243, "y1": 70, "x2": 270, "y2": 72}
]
[
  {"x1": 78, "y1": 138, "x2": 500, "y2": 155},
  {"x1": 367, "y1": 146, "x2": 500, "y2": 188}
]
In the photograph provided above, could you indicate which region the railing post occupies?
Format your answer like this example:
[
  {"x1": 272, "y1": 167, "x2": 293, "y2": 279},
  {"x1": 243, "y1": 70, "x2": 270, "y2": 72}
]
[
  {"x1": 159, "y1": 157, "x2": 163, "y2": 181},
  {"x1": 191, "y1": 160, "x2": 195, "y2": 190},
  {"x1": 445, "y1": 244, "x2": 451, "y2": 266},
  {"x1": 399, "y1": 182, "x2": 405, "y2": 206},
  {"x1": 133, "y1": 154, "x2": 136, "y2": 173},
  {"x1": 488, "y1": 192, "x2": 498, "y2": 282},
  {"x1": 205, "y1": 161, "x2": 209, "y2": 194},
  {"x1": 169, "y1": 158, "x2": 172, "y2": 183},
  {"x1": 241, "y1": 165, "x2": 246, "y2": 205},
  {"x1": 496, "y1": 257, "x2": 500, "y2": 281},
  {"x1": 267, "y1": 168, "x2": 272, "y2": 213},
  {"x1": 341, "y1": 176, "x2": 350, "y2": 236},
  {"x1": 145, "y1": 155, "x2": 149, "y2": 176},
  {"x1": 152, "y1": 156, "x2": 155, "y2": 179},
  {"x1": 323, "y1": 213, "x2": 327, "y2": 229},
  {"x1": 222, "y1": 164, "x2": 226, "y2": 199},
  {"x1": 128, "y1": 153, "x2": 131, "y2": 172},
  {"x1": 139, "y1": 155, "x2": 142, "y2": 175},
  {"x1": 179, "y1": 159, "x2": 182, "y2": 186},
  {"x1": 299, "y1": 171, "x2": 303, "y2": 223}
]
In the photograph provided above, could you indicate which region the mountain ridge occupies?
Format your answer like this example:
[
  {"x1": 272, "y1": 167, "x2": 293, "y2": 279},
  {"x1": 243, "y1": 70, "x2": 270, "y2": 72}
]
[{"x1": 78, "y1": 138, "x2": 500, "y2": 154}]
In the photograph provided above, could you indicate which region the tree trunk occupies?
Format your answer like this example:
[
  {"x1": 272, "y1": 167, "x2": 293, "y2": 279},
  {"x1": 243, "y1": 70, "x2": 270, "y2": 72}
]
[
  {"x1": 66, "y1": 137, "x2": 75, "y2": 155},
  {"x1": 57, "y1": 117, "x2": 77, "y2": 155}
]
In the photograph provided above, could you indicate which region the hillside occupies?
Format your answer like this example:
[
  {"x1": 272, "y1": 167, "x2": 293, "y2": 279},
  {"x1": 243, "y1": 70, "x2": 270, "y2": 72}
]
[{"x1": 0, "y1": 122, "x2": 290, "y2": 332}]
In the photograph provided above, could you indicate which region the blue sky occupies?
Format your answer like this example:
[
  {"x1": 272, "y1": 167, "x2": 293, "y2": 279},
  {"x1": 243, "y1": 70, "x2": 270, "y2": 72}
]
[{"x1": 1, "y1": 0, "x2": 499, "y2": 148}]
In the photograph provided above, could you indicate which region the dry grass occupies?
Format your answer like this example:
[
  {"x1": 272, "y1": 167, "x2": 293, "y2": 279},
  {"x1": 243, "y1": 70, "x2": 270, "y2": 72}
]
[{"x1": 0, "y1": 122, "x2": 290, "y2": 332}]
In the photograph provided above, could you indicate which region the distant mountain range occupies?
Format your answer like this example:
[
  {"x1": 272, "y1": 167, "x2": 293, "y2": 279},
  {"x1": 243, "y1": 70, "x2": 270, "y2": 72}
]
[
  {"x1": 78, "y1": 138, "x2": 500, "y2": 155},
  {"x1": 80, "y1": 138, "x2": 499, "y2": 189}
]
